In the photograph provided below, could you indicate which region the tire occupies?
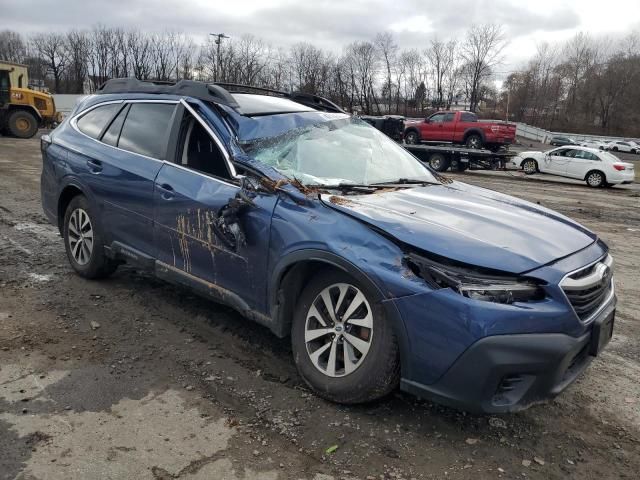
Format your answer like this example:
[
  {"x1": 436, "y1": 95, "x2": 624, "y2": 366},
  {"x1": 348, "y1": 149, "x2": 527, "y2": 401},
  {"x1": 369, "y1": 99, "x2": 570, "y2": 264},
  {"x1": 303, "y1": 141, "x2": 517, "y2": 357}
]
[
  {"x1": 585, "y1": 170, "x2": 606, "y2": 188},
  {"x1": 291, "y1": 269, "x2": 400, "y2": 404},
  {"x1": 465, "y1": 134, "x2": 482, "y2": 149},
  {"x1": 8, "y1": 110, "x2": 38, "y2": 138},
  {"x1": 63, "y1": 195, "x2": 118, "y2": 279},
  {"x1": 522, "y1": 158, "x2": 538, "y2": 174},
  {"x1": 428, "y1": 153, "x2": 451, "y2": 172},
  {"x1": 404, "y1": 130, "x2": 419, "y2": 145}
]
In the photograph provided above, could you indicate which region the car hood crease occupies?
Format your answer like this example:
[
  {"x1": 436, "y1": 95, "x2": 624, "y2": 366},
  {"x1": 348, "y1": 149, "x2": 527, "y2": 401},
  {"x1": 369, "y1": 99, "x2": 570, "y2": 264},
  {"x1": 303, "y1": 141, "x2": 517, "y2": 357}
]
[{"x1": 320, "y1": 182, "x2": 596, "y2": 274}]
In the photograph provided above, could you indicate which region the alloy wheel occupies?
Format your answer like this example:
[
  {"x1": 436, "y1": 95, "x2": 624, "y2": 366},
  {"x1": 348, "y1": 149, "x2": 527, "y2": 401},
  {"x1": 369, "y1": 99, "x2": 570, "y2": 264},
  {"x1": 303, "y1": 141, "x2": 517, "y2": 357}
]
[
  {"x1": 523, "y1": 160, "x2": 537, "y2": 174},
  {"x1": 587, "y1": 172, "x2": 603, "y2": 187},
  {"x1": 304, "y1": 283, "x2": 373, "y2": 378},
  {"x1": 67, "y1": 208, "x2": 94, "y2": 265}
]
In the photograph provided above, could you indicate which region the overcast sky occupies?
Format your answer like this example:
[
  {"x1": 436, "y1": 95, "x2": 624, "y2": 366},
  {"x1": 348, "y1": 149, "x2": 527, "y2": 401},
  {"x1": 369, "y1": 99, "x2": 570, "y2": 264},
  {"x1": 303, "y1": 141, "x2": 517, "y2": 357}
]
[{"x1": 2, "y1": 0, "x2": 639, "y2": 78}]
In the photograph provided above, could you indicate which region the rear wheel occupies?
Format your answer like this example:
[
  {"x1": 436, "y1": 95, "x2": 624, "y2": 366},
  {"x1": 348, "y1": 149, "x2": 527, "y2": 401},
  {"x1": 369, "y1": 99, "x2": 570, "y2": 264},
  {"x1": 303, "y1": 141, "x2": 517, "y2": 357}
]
[
  {"x1": 428, "y1": 153, "x2": 451, "y2": 172},
  {"x1": 63, "y1": 195, "x2": 118, "y2": 279},
  {"x1": 522, "y1": 158, "x2": 538, "y2": 174},
  {"x1": 291, "y1": 270, "x2": 400, "y2": 404},
  {"x1": 404, "y1": 130, "x2": 419, "y2": 145},
  {"x1": 585, "y1": 170, "x2": 606, "y2": 188},
  {"x1": 465, "y1": 134, "x2": 482, "y2": 149},
  {"x1": 8, "y1": 110, "x2": 38, "y2": 138}
]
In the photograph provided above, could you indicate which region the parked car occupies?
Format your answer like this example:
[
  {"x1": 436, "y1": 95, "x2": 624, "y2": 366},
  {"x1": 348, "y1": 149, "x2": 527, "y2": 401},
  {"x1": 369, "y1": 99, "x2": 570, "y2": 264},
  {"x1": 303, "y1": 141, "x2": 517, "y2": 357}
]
[
  {"x1": 41, "y1": 79, "x2": 616, "y2": 413},
  {"x1": 403, "y1": 111, "x2": 516, "y2": 150},
  {"x1": 512, "y1": 146, "x2": 635, "y2": 187},
  {"x1": 579, "y1": 139, "x2": 606, "y2": 150},
  {"x1": 606, "y1": 140, "x2": 638, "y2": 154},
  {"x1": 549, "y1": 135, "x2": 578, "y2": 146}
]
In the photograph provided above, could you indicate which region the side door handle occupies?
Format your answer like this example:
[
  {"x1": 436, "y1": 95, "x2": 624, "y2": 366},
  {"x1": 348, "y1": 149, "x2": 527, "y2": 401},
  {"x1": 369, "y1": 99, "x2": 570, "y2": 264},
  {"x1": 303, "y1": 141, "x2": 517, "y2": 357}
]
[
  {"x1": 157, "y1": 183, "x2": 175, "y2": 200},
  {"x1": 87, "y1": 159, "x2": 102, "y2": 173}
]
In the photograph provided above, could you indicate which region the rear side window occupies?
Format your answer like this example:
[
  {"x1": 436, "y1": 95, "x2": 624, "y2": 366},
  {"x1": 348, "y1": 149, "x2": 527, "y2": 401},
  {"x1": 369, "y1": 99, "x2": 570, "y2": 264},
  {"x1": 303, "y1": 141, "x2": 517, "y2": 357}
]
[
  {"x1": 76, "y1": 104, "x2": 121, "y2": 139},
  {"x1": 460, "y1": 112, "x2": 477, "y2": 122},
  {"x1": 118, "y1": 103, "x2": 176, "y2": 159},
  {"x1": 101, "y1": 105, "x2": 129, "y2": 147}
]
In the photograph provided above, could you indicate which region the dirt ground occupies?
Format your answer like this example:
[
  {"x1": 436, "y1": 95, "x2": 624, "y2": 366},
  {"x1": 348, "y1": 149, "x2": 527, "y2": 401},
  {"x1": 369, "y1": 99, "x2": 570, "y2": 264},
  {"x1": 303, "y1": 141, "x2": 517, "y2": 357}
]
[{"x1": 1, "y1": 134, "x2": 639, "y2": 480}]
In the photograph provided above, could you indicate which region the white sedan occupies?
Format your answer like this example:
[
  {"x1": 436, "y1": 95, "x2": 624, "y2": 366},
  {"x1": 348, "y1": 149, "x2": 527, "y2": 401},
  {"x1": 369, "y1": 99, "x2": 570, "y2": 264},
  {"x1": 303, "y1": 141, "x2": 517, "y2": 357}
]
[
  {"x1": 606, "y1": 140, "x2": 638, "y2": 154},
  {"x1": 579, "y1": 139, "x2": 607, "y2": 150},
  {"x1": 511, "y1": 146, "x2": 635, "y2": 187}
]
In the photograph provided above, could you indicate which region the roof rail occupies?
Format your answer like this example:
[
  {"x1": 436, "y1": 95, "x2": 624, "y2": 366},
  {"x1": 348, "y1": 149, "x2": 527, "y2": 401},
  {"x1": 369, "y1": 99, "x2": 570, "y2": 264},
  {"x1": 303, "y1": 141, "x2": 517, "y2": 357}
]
[
  {"x1": 215, "y1": 83, "x2": 344, "y2": 113},
  {"x1": 96, "y1": 78, "x2": 345, "y2": 114},
  {"x1": 96, "y1": 78, "x2": 240, "y2": 110}
]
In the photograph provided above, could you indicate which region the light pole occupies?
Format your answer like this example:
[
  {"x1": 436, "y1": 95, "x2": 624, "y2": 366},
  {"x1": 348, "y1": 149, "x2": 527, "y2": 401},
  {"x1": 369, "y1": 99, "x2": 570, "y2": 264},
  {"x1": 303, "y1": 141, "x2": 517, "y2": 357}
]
[{"x1": 209, "y1": 33, "x2": 230, "y2": 82}]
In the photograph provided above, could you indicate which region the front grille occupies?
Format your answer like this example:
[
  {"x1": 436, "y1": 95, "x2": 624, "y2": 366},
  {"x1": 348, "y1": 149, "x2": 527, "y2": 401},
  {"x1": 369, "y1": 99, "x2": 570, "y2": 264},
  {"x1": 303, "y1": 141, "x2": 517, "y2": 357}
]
[{"x1": 561, "y1": 255, "x2": 613, "y2": 321}]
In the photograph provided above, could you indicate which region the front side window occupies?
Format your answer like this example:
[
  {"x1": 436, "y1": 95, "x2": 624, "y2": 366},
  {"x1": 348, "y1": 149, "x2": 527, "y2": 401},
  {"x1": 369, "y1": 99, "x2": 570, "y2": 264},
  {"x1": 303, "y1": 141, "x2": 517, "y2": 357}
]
[
  {"x1": 244, "y1": 117, "x2": 439, "y2": 187},
  {"x1": 118, "y1": 103, "x2": 176, "y2": 159},
  {"x1": 429, "y1": 113, "x2": 445, "y2": 123},
  {"x1": 175, "y1": 112, "x2": 231, "y2": 180},
  {"x1": 443, "y1": 113, "x2": 455, "y2": 122},
  {"x1": 76, "y1": 103, "x2": 121, "y2": 139}
]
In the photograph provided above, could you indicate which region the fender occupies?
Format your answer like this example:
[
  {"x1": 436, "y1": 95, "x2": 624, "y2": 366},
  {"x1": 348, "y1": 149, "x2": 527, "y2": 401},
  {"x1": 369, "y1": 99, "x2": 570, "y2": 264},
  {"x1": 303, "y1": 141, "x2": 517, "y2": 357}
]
[
  {"x1": 55, "y1": 176, "x2": 98, "y2": 231},
  {"x1": 8, "y1": 104, "x2": 43, "y2": 121},
  {"x1": 268, "y1": 248, "x2": 412, "y2": 377},
  {"x1": 462, "y1": 127, "x2": 485, "y2": 143}
]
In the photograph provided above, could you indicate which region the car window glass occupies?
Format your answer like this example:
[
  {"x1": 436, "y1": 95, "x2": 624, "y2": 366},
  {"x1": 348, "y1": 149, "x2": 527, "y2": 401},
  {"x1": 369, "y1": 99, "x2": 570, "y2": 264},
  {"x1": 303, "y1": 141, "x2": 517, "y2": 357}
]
[
  {"x1": 430, "y1": 113, "x2": 445, "y2": 123},
  {"x1": 101, "y1": 105, "x2": 128, "y2": 147},
  {"x1": 443, "y1": 113, "x2": 455, "y2": 122},
  {"x1": 460, "y1": 112, "x2": 477, "y2": 122},
  {"x1": 76, "y1": 104, "x2": 121, "y2": 139},
  {"x1": 551, "y1": 149, "x2": 566, "y2": 156},
  {"x1": 176, "y1": 112, "x2": 231, "y2": 180},
  {"x1": 118, "y1": 103, "x2": 176, "y2": 159}
]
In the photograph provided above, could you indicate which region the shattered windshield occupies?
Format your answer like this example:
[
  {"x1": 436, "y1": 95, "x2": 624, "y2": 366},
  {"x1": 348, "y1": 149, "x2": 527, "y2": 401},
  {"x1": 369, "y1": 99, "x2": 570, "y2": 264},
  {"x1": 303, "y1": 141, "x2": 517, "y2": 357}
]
[{"x1": 242, "y1": 117, "x2": 439, "y2": 186}]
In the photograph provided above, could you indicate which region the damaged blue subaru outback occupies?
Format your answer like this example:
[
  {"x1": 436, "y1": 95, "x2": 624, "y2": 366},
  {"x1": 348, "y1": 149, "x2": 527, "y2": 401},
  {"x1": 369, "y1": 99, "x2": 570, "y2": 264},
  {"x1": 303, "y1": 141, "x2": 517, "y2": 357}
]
[{"x1": 40, "y1": 79, "x2": 616, "y2": 413}]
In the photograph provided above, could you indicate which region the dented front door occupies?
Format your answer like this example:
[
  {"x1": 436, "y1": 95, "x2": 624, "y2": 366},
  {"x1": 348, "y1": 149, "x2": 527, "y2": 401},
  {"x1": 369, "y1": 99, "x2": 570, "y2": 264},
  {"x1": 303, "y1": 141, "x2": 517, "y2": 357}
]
[{"x1": 153, "y1": 163, "x2": 277, "y2": 310}]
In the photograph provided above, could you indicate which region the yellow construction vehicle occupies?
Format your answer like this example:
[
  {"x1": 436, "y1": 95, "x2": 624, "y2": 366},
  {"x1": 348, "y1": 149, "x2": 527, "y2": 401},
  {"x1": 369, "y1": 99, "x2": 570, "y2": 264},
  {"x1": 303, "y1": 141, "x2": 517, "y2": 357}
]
[{"x1": 0, "y1": 61, "x2": 62, "y2": 138}]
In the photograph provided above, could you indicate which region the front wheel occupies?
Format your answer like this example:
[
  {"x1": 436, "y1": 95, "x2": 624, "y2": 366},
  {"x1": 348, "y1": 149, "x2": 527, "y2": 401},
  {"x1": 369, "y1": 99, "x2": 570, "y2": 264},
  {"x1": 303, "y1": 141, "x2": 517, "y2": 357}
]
[
  {"x1": 8, "y1": 110, "x2": 38, "y2": 138},
  {"x1": 404, "y1": 130, "x2": 419, "y2": 145},
  {"x1": 586, "y1": 171, "x2": 606, "y2": 188},
  {"x1": 291, "y1": 270, "x2": 400, "y2": 404},
  {"x1": 522, "y1": 158, "x2": 538, "y2": 174},
  {"x1": 63, "y1": 195, "x2": 118, "y2": 279},
  {"x1": 428, "y1": 153, "x2": 451, "y2": 172}
]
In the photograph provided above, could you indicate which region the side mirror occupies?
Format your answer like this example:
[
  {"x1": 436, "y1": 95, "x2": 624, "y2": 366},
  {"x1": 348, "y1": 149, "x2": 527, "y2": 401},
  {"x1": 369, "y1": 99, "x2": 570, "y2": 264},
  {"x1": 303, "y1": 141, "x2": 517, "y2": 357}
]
[{"x1": 424, "y1": 118, "x2": 431, "y2": 123}]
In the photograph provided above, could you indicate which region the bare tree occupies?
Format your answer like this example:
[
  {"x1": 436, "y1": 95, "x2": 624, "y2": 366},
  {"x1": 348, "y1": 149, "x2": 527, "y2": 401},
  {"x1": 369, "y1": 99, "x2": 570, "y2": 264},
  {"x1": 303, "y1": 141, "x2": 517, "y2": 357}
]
[
  {"x1": 460, "y1": 24, "x2": 506, "y2": 111},
  {"x1": 30, "y1": 33, "x2": 68, "y2": 93},
  {"x1": 65, "y1": 30, "x2": 90, "y2": 93},
  {"x1": 375, "y1": 32, "x2": 397, "y2": 112},
  {"x1": 0, "y1": 30, "x2": 26, "y2": 62},
  {"x1": 426, "y1": 38, "x2": 458, "y2": 109}
]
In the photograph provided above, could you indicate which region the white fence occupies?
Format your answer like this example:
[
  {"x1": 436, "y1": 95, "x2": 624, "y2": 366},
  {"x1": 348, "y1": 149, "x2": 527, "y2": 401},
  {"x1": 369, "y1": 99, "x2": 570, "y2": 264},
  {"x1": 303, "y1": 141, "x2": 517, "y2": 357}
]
[
  {"x1": 53, "y1": 94, "x2": 85, "y2": 117},
  {"x1": 515, "y1": 122, "x2": 640, "y2": 145}
]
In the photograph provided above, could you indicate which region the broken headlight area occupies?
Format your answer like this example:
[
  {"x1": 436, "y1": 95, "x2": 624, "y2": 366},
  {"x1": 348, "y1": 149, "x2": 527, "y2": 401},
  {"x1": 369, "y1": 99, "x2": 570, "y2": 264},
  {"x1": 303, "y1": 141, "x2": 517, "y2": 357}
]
[{"x1": 405, "y1": 253, "x2": 545, "y2": 304}]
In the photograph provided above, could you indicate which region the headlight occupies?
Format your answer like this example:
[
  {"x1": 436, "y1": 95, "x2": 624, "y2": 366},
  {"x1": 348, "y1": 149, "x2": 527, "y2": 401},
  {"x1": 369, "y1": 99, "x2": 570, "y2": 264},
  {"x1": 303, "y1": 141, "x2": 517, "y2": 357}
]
[{"x1": 406, "y1": 253, "x2": 545, "y2": 304}]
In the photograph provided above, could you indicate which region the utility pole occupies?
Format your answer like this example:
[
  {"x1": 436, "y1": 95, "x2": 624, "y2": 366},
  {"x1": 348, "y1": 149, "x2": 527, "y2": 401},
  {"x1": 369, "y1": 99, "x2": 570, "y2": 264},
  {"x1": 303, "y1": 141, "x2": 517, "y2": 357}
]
[{"x1": 209, "y1": 33, "x2": 230, "y2": 82}]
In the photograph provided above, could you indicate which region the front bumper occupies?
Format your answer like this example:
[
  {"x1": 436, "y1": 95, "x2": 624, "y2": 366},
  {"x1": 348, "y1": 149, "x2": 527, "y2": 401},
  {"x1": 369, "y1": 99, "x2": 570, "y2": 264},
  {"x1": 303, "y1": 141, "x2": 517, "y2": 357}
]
[{"x1": 400, "y1": 298, "x2": 615, "y2": 413}]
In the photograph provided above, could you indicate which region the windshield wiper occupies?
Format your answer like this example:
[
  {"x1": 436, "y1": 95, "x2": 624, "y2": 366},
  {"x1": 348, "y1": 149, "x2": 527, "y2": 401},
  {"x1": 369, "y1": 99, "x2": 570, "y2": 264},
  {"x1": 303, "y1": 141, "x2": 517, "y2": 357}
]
[{"x1": 370, "y1": 178, "x2": 440, "y2": 186}]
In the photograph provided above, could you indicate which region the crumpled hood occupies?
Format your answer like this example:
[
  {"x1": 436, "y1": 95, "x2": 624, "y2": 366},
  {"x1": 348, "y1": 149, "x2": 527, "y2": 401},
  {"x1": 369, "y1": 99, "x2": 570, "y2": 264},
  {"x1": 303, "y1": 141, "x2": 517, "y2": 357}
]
[{"x1": 320, "y1": 181, "x2": 596, "y2": 274}]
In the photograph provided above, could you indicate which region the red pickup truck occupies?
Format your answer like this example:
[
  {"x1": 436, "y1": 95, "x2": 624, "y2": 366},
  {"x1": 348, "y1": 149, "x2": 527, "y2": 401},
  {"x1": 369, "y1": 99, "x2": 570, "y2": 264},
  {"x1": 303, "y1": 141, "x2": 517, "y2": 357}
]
[{"x1": 404, "y1": 111, "x2": 516, "y2": 150}]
